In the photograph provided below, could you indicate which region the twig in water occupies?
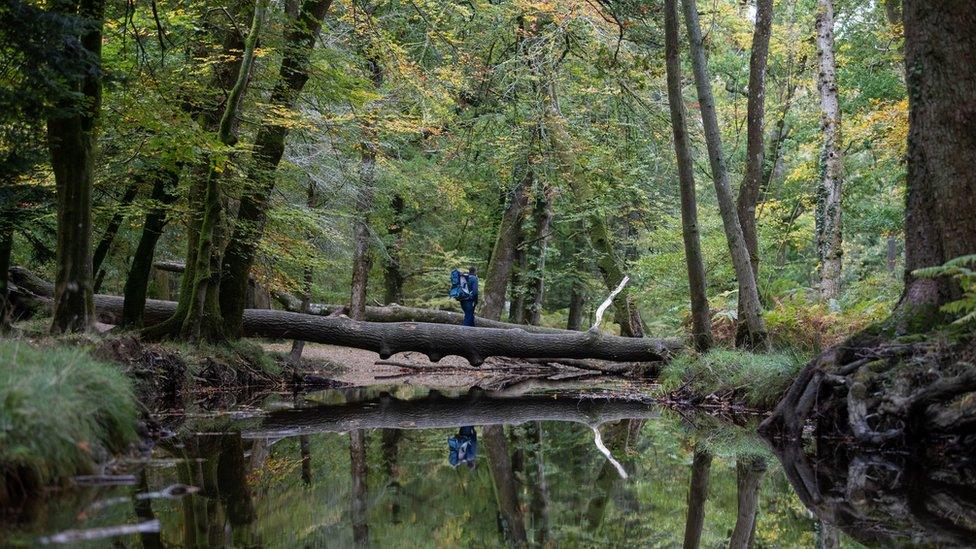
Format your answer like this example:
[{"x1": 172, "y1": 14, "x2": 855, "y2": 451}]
[{"x1": 39, "y1": 520, "x2": 161, "y2": 545}]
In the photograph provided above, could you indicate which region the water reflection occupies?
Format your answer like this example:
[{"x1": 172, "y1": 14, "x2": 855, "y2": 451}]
[
  {"x1": 3, "y1": 388, "x2": 874, "y2": 547},
  {"x1": 770, "y1": 433, "x2": 976, "y2": 546}
]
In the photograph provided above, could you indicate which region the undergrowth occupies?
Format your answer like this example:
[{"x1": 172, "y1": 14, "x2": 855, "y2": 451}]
[
  {"x1": 0, "y1": 340, "x2": 138, "y2": 504},
  {"x1": 659, "y1": 349, "x2": 805, "y2": 410}
]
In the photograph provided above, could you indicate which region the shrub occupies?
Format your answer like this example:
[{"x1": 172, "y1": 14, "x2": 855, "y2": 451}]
[
  {"x1": 0, "y1": 341, "x2": 138, "y2": 503},
  {"x1": 659, "y1": 349, "x2": 805, "y2": 409}
]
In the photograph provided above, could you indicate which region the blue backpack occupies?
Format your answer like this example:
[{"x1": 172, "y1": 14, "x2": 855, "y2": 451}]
[{"x1": 449, "y1": 269, "x2": 472, "y2": 300}]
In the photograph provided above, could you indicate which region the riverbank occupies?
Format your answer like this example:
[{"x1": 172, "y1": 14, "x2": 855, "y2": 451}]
[{"x1": 0, "y1": 324, "x2": 804, "y2": 510}]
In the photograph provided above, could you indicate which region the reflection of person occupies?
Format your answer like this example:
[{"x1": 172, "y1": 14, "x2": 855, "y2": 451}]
[{"x1": 448, "y1": 426, "x2": 477, "y2": 468}]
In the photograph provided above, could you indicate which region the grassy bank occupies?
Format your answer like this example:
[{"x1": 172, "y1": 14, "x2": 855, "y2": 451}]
[
  {"x1": 0, "y1": 341, "x2": 138, "y2": 505},
  {"x1": 658, "y1": 349, "x2": 806, "y2": 410}
]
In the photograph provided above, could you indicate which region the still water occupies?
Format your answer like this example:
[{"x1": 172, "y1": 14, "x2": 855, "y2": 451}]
[{"x1": 2, "y1": 385, "x2": 863, "y2": 547}]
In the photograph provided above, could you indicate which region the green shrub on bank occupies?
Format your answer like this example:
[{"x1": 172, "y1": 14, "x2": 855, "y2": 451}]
[
  {"x1": 0, "y1": 341, "x2": 138, "y2": 501},
  {"x1": 659, "y1": 349, "x2": 805, "y2": 409}
]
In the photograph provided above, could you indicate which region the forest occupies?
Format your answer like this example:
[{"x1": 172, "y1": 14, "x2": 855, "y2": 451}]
[{"x1": 1, "y1": 0, "x2": 974, "y2": 546}]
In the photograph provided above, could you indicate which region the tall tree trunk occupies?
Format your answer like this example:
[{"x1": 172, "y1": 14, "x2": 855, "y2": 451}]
[
  {"x1": 527, "y1": 192, "x2": 553, "y2": 326},
  {"x1": 349, "y1": 429, "x2": 369, "y2": 547},
  {"x1": 92, "y1": 180, "x2": 140, "y2": 291},
  {"x1": 481, "y1": 164, "x2": 532, "y2": 321},
  {"x1": 383, "y1": 193, "x2": 406, "y2": 305},
  {"x1": 484, "y1": 425, "x2": 528, "y2": 546},
  {"x1": 728, "y1": 456, "x2": 767, "y2": 549},
  {"x1": 120, "y1": 169, "x2": 178, "y2": 327},
  {"x1": 682, "y1": 447, "x2": 712, "y2": 549},
  {"x1": 815, "y1": 0, "x2": 844, "y2": 302},
  {"x1": 349, "y1": 46, "x2": 384, "y2": 322},
  {"x1": 896, "y1": 0, "x2": 976, "y2": 323},
  {"x1": 220, "y1": 0, "x2": 332, "y2": 336},
  {"x1": 508, "y1": 227, "x2": 528, "y2": 324},
  {"x1": 735, "y1": 0, "x2": 773, "y2": 345},
  {"x1": 290, "y1": 181, "x2": 317, "y2": 361},
  {"x1": 47, "y1": 0, "x2": 105, "y2": 334},
  {"x1": 736, "y1": 0, "x2": 773, "y2": 278},
  {"x1": 664, "y1": 0, "x2": 713, "y2": 352},
  {"x1": 817, "y1": 521, "x2": 840, "y2": 548},
  {"x1": 681, "y1": 0, "x2": 768, "y2": 349},
  {"x1": 567, "y1": 281, "x2": 585, "y2": 331},
  {"x1": 886, "y1": 236, "x2": 898, "y2": 272},
  {"x1": 299, "y1": 435, "x2": 312, "y2": 485}
]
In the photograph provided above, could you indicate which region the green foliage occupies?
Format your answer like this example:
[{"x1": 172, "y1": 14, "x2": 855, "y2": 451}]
[
  {"x1": 660, "y1": 349, "x2": 805, "y2": 409},
  {"x1": 913, "y1": 254, "x2": 976, "y2": 325},
  {"x1": 0, "y1": 340, "x2": 137, "y2": 496}
]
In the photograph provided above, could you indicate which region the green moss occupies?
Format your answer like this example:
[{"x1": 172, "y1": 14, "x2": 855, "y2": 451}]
[
  {"x1": 0, "y1": 340, "x2": 138, "y2": 499},
  {"x1": 659, "y1": 349, "x2": 805, "y2": 409}
]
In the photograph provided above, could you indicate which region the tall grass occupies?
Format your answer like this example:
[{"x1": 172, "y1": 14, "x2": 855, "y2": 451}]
[
  {"x1": 0, "y1": 340, "x2": 138, "y2": 500},
  {"x1": 659, "y1": 349, "x2": 805, "y2": 409}
]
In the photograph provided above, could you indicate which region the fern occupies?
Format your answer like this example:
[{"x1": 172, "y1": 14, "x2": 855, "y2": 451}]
[{"x1": 913, "y1": 254, "x2": 976, "y2": 325}]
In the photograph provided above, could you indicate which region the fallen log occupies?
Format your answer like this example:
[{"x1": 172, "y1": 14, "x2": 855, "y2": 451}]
[
  {"x1": 10, "y1": 267, "x2": 682, "y2": 365},
  {"x1": 153, "y1": 260, "x2": 567, "y2": 334},
  {"x1": 244, "y1": 393, "x2": 660, "y2": 438}
]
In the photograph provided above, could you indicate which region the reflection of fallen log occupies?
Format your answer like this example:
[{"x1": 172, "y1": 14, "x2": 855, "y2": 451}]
[
  {"x1": 153, "y1": 260, "x2": 566, "y2": 334},
  {"x1": 243, "y1": 393, "x2": 660, "y2": 438},
  {"x1": 9, "y1": 267, "x2": 681, "y2": 365}
]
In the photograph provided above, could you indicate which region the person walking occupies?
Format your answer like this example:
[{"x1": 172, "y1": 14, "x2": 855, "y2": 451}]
[{"x1": 450, "y1": 266, "x2": 479, "y2": 326}]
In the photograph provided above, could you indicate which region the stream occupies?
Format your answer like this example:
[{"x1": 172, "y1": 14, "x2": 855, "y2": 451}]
[{"x1": 0, "y1": 382, "x2": 966, "y2": 547}]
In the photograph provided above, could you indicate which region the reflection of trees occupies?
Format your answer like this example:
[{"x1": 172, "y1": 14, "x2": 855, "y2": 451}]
[
  {"x1": 682, "y1": 446, "x2": 712, "y2": 549},
  {"x1": 484, "y1": 425, "x2": 528, "y2": 545},
  {"x1": 173, "y1": 433, "x2": 259, "y2": 548},
  {"x1": 349, "y1": 429, "x2": 369, "y2": 547},
  {"x1": 381, "y1": 429, "x2": 403, "y2": 523},
  {"x1": 583, "y1": 419, "x2": 643, "y2": 531},
  {"x1": 525, "y1": 422, "x2": 551, "y2": 546},
  {"x1": 728, "y1": 455, "x2": 767, "y2": 549},
  {"x1": 299, "y1": 435, "x2": 312, "y2": 486},
  {"x1": 133, "y1": 469, "x2": 163, "y2": 549}
]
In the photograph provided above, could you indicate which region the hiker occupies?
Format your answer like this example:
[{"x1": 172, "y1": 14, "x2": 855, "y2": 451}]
[
  {"x1": 448, "y1": 426, "x2": 477, "y2": 468},
  {"x1": 449, "y1": 266, "x2": 479, "y2": 327}
]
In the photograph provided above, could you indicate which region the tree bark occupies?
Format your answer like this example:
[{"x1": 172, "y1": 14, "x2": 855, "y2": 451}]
[
  {"x1": 219, "y1": 0, "x2": 333, "y2": 336},
  {"x1": 681, "y1": 0, "x2": 768, "y2": 349},
  {"x1": 482, "y1": 164, "x2": 532, "y2": 321},
  {"x1": 508, "y1": 228, "x2": 528, "y2": 324},
  {"x1": 735, "y1": 0, "x2": 773, "y2": 345},
  {"x1": 120, "y1": 170, "x2": 178, "y2": 327},
  {"x1": 897, "y1": 0, "x2": 976, "y2": 321},
  {"x1": 567, "y1": 281, "x2": 585, "y2": 331},
  {"x1": 728, "y1": 455, "x2": 767, "y2": 549},
  {"x1": 46, "y1": 0, "x2": 105, "y2": 334},
  {"x1": 815, "y1": 0, "x2": 844, "y2": 301},
  {"x1": 484, "y1": 425, "x2": 528, "y2": 546},
  {"x1": 682, "y1": 447, "x2": 712, "y2": 549},
  {"x1": 664, "y1": 0, "x2": 713, "y2": 353}
]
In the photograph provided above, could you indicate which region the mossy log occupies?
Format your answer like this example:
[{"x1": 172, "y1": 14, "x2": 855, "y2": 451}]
[
  {"x1": 9, "y1": 267, "x2": 681, "y2": 365},
  {"x1": 153, "y1": 260, "x2": 567, "y2": 334}
]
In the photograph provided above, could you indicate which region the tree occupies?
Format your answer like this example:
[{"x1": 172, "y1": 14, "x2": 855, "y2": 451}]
[
  {"x1": 664, "y1": 0, "x2": 712, "y2": 352},
  {"x1": 220, "y1": 0, "x2": 333, "y2": 335},
  {"x1": 815, "y1": 0, "x2": 844, "y2": 301},
  {"x1": 46, "y1": 0, "x2": 106, "y2": 334},
  {"x1": 681, "y1": 0, "x2": 768, "y2": 349}
]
